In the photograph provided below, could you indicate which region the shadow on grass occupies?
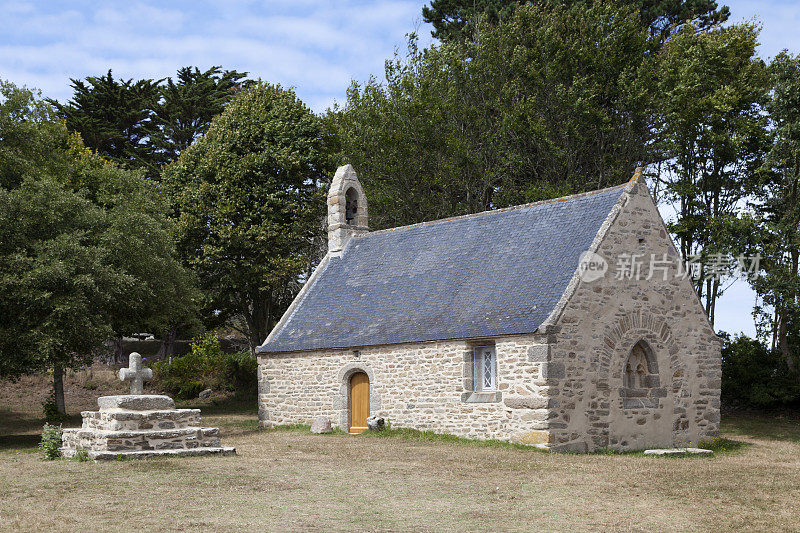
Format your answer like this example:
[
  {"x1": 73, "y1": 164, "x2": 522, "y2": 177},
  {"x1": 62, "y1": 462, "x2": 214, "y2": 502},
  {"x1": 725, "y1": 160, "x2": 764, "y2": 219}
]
[
  {"x1": 590, "y1": 437, "x2": 750, "y2": 457},
  {"x1": 0, "y1": 433, "x2": 41, "y2": 451},
  {"x1": 175, "y1": 393, "x2": 258, "y2": 416},
  {"x1": 722, "y1": 411, "x2": 800, "y2": 443},
  {"x1": 0, "y1": 395, "x2": 258, "y2": 451},
  {"x1": 177, "y1": 394, "x2": 260, "y2": 439},
  {"x1": 0, "y1": 407, "x2": 84, "y2": 452}
]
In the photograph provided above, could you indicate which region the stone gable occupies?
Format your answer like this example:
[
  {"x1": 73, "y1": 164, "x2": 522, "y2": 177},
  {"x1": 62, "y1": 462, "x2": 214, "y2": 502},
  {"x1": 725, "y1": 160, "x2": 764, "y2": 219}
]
[{"x1": 541, "y1": 179, "x2": 721, "y2": 451}]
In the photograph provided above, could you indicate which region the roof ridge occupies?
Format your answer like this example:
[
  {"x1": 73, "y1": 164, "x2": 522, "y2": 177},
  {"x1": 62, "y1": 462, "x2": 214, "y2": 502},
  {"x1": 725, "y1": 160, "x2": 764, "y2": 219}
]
[{"x1": 360, "y1": 180, "x2": 629, "y2": 238}]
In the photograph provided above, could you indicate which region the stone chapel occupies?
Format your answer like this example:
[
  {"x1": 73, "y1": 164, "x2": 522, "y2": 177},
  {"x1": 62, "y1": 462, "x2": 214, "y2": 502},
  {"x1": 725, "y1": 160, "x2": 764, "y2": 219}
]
[{"x1": 256, "y1": 164, "x2": 721, "y2": 452}]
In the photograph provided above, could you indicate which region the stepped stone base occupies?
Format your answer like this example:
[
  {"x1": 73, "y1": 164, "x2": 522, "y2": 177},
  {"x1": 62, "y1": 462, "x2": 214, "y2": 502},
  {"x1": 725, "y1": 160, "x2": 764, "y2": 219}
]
[{"x1": 61, "y1": 394, "x2": 235, "y2": 460}]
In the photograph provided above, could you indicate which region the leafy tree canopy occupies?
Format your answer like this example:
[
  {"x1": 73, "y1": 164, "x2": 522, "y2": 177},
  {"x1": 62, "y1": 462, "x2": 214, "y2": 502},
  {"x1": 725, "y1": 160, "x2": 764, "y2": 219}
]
[
  {"x1": 746, "y1": 51, "x2": 800, "y2": 373},
  {"x1": 0, "y1": 80, "x2": 198, "y2": 412},
  {"x1": 655, "y1": 22, "x2": 769, "y2": 323},
  {"x1": 422, "y1": 0, "x2": 729, "y2": 42},
  {"x1": 162, "y1": 82, "x2": 333, "y2": 351},
  {"x1": 330, "y1": 2, "x2": 657, "y2": 229},
  {"x1": 49, "y1": 66, "x2": 249, "y2": 178}
]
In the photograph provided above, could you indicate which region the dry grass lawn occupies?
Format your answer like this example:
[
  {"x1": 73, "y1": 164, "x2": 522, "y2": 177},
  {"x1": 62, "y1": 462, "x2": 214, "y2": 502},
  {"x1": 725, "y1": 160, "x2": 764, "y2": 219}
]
[{"x1": 1, "y1": 374, "x2": 800, "y2": 532}]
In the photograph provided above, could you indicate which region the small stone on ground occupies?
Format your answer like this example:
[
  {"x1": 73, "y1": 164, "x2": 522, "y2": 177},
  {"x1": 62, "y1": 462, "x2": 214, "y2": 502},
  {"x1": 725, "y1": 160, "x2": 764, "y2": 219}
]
[
  {"x1": 366, "y1": 416, "x2": 385, "y2": 431},
  {"x1": 310, "y1": 416, "x2": 332, "y2": 434}
]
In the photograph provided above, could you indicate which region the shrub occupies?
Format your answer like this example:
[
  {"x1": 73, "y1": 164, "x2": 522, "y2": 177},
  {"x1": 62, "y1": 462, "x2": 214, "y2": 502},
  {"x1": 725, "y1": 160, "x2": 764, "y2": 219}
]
[
  {"x1": 721, "y1": 333, "x2": 800, "y2": 408},
  {"x1": 39, "y1": 423, "x2": 62, "y2": 460},
  {"x1": 71, "y1": 448, "x2": 90, "y2": 462},
  {"x1": 152, "y1": 332, "x2": 257, "y2": 400}
]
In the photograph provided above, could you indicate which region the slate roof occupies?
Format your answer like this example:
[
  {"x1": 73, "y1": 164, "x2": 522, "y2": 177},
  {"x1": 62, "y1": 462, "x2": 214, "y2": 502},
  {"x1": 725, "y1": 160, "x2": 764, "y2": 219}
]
[{"x1": 258, "y1": 184, "x2": 627, "y2": 353}]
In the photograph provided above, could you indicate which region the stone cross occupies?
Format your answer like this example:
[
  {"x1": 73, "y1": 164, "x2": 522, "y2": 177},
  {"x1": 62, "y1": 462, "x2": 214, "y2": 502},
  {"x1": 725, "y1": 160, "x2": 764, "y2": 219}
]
[{"x1": 118, "y1": 352, "x2": 153, "y2": 395}]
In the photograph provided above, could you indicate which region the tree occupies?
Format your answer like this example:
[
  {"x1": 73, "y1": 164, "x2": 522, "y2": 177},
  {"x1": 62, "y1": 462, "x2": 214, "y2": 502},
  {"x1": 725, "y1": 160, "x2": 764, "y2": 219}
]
[
  {"x1": 422, "y1": 0, "x2": 525, "y2": 41},
  {"x1": 151, "y1": 66, "x2": 249, "y2": 165},
  {"x1": 0, "y1": 80, "x2": 198, "y2": 413},
  {"x1": 655, "y1": 23, "x2": 769, "y2": 325},
  {"x1": 0, "y1": 81, "x2": 71, "y2": 189},
  {"x1": 50, "y1": 67, "x2": 249, "y2": 178},
  {"x1": 330, "y1": 3, "x2": 657, "y2": 229},
  {"x1": 162, "y1": 82, "x2": 332, "y2": 352},
  {"x1": 748, "y1": 51, "x2": 800, "y2": 375},
  {"x1": 49, "y1": 70, "x2": 161, "y2": 175},
  {"x1": 639, "y1": 0, "x2": 729, "y2": 41},
  {"x1": 422, "y1": 0, "x2": 729, "y2": 42},
  {"x1": 0, "y1": 176, "x2": 115, "y2": 412}
]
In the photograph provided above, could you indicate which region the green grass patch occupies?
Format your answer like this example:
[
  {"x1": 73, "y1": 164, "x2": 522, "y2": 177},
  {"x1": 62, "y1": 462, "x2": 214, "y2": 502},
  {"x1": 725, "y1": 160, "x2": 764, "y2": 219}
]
[
  {"x1": 264, "y1": 423, "x2": 347, "y2": 435},
  {"x1": 354, "y1": 426, "x2": 545, "y2": 451},
  {"x1": 267, "y1": 423, "x2": 540, "y2": 448}
]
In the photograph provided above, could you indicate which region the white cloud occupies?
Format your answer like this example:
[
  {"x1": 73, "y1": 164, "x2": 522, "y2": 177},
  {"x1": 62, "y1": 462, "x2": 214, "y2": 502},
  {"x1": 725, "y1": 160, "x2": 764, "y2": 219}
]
[{"x1": 0, "y1": 0, "x2": 431, "y2": 111}]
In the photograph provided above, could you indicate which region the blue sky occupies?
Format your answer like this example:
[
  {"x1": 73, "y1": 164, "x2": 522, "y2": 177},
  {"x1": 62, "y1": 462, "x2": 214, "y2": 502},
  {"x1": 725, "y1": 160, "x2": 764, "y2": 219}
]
[{"x1": 1, "y1": 0, "x2": 798, "y2": 337}]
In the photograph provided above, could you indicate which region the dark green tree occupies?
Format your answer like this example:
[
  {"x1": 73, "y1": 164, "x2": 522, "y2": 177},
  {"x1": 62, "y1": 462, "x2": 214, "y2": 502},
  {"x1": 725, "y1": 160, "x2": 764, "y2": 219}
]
[
  {"x1": 655, "y1": 23, "x2": 769, "y2": 325},
  {"x1": 747, "y1": 51, "x2": 800, "y2": 375},
  {"x1": 162, "y1": 83, "x2": 332, "y2": 352},
  {"x1": 422, "y1": 0, "x2": 729, "y2": 42},
  {"x1": 151, "y1": 66, "x2": 249, "y2": 165},
  {"x1": 330, "y1": 3, "x2": 657, "y2": 229},
  {"x1": 49, "y1": 70, "x2": 161, "y2": 175},
  {"x1": 0, "y1": 80, "x2": 198, "y2": 414},
  {"x1": 422, "y1": 0, "x2": 525, "y2": 41},
  {"x1": 50, "y1": 67, "x2": 250, "y2": 178},
  {"x1": 639, "y1": 0, "x2": 729, "y2": 41}
]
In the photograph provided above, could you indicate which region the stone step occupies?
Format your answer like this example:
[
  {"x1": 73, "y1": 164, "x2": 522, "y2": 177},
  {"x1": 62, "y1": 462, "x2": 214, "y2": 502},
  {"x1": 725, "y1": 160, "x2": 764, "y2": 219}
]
[
  {"x1": 63, "y1": 446, "x2": 236, "y2": 461},
  {"x1": 80, "y1": 409, "x2": 201, "y2": 431},
  {"x1": 643, "y1": 447, "x2": 713, "y2": 456},
  {"x1": 62, "y1": 427, "x2": 221, "y2": 453}
]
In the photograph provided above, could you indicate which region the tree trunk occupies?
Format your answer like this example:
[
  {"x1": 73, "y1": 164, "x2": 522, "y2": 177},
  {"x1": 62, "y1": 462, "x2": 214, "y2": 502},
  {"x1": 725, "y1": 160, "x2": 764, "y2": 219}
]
[
  {"x1": 244, "y1": 290, "x2": 272, "y2": 355},
  {"x1": 777, "y1": 313, "x2": 795, "y2": 373},
  {"x1": 708, "y1": 277, "x2": 719, "y2": 326},
  {"x1": 157, "y1": 329, "x2": 177, "y2": 362},
  {"x1": 53, "y1": 365, "x2": 66, "y2": 415},
  {"x1": 112, "y1": 336, "x2": 124, "y2": 365}
]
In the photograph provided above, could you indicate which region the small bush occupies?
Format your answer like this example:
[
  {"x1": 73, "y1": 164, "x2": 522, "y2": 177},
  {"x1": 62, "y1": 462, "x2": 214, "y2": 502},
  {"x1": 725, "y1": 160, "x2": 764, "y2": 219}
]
[
  {"x1": 721, "y1": 334, "x2": 800, "y2": 408},
  {"x1": 39, "y1": 423, "x2": 62, "y2": 460},
  {"x1": 71, "y1": 448, "x2": 90, "y2": 462},
  {"x1": 152, "y1": 332, "x2": 257, "y2": 400}
]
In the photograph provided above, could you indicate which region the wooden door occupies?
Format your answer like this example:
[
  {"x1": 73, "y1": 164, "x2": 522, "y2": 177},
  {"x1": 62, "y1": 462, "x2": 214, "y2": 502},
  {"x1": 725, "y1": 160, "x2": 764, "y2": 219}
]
[{"x1": 349, "y1": 372, "x2": 370, "y2": 434}]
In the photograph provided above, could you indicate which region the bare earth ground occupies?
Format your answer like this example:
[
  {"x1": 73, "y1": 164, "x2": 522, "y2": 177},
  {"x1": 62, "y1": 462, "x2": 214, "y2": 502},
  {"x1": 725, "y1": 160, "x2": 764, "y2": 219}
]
[{"x1": 1, "y1": 371, "x2": 800, "y2": 532}]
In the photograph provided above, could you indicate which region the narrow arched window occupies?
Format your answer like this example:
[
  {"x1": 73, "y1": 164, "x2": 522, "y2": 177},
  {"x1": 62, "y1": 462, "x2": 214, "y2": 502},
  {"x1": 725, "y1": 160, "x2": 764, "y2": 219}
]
[
  {"x1": 623, "y1": 340, "x2": 657, "y2": 389},
  {"x1": 345, "y1": 187, "x2": 358, "y2": 224}
]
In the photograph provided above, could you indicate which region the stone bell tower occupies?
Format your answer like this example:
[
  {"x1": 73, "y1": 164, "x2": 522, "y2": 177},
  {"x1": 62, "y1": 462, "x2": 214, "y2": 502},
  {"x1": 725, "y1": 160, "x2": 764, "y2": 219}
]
[{"x1": 328, "y1": 164, "x2": 369, "y2": 254}]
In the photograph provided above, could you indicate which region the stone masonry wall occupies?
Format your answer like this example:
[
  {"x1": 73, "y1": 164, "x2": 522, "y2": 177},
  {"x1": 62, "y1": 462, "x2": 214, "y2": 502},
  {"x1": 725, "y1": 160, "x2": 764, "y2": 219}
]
[
  {"x1": 258, "y1": 333, "x2": 561, "y2": 445},
  {"x1": 543, "y1": 180, "x2": 722, "y2": 452}
]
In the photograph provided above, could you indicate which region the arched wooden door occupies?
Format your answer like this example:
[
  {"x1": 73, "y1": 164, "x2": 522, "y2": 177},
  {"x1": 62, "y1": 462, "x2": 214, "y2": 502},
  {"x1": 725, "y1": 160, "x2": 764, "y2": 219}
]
[{"x1": 349, "y1": 372, "x2": 370, "y2": 434}]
